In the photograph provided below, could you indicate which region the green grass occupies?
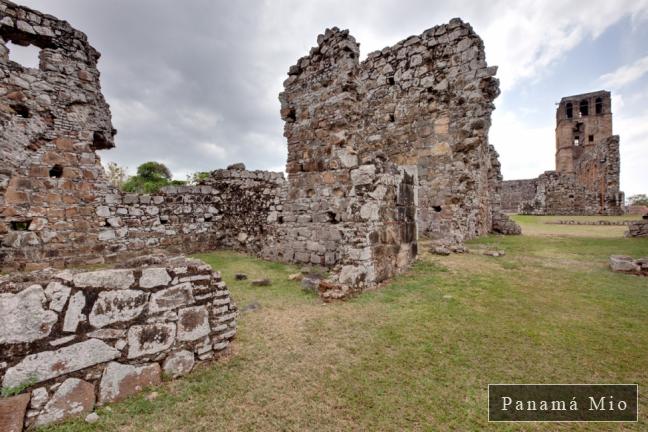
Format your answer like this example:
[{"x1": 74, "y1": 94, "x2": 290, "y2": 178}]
[{"x1": 41, "y1": 217, "x2": 648, "y2": 431}]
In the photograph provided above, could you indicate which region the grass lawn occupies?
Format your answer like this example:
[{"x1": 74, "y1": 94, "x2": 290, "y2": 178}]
[{"x1": 42, "y1": 215, "x2": 648, "y2": 431}]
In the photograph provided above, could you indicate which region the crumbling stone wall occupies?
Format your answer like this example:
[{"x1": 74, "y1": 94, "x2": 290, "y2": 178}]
[
  {"x1": 0, "y1": 254, "x2": 236, "y2": 429},
  {"x1": 0, "y1": 0, "x2": 517, "y2": 296},
  {"x1": 501, "y1": 91, "x2": 624, "y2": 215},
  {"x1": 92, "y1": 168, "x2": 286, "y2": 265},
  {"x1": 0, "y1": 0, "x2": 115, "y2": 270},
  {"x1": 276, "y1": 21, "x2": 517, "y2": 292}
]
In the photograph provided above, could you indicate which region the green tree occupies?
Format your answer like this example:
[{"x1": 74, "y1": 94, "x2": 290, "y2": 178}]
[
  {"x1": 122, "y1": 161, "x2": 184, "y2": 193},
  {"x1": 628, "y1": 194, "x2": 648, "y2": 206},
  {"x1": 137, "y1": 161, "x2": 172, "y2": 181}
]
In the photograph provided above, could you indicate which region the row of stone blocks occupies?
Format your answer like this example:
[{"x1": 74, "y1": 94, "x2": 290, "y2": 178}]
[{"x1": 0, "y1": 254, "x2": 237, "y2": 430}]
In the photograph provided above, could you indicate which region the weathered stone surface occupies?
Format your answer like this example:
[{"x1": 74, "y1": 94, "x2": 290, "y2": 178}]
[
  {"x1": 177, "y1": 306, "x2": 210, "y2": 341},
  {"x1": 99, "y1": 362, "x2": 161, "y2": 404},
  {"x1": 63, "y1": 291, "x2": 86, "y2": 333},
  {"x1": 44, "y1": 282, "x2": 71, "y2": 312},
  {"x1": 0, "y1": 393, "x2": 30, "y2": 432},
  {"x1": 0, "y1": 285, "x2": 57, "y2": 344},
  {"x1": 2, "y1": 339, "x2": 120, "y2": 388},
  {"x1": 139, "y1": 268, "x2": 171, "y2": 289},
  {"x1": 30, "y1": 387, "x2": 49, "y2": 410},
  {"x1": 34, "y1": 378, "x2": 95, "y2": 427},
  {"x1": 89, "y1": 290, "x2": 148, "y2": 328},
  {"x1": 162, "y1": 350, "x2": 195, "y2": 378},
  {"x1": 148, "y1": 283, "x2": 194, "y2": 313},
  {"x1": 127, "y1": 323, "x2": 176, "y2": 358},
  {"x1": 626, "y1": 220, "x2": 648, "y2": 238},
  {"x1": 609, "y1": 255, "x2": 643, "y2": 275},
  {"x1": 73, "y1": 270, "x2": 135, "y2": 290}
]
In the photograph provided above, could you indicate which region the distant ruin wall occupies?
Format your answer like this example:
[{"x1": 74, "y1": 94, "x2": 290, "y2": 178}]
[
  {"x1": 0, "y1": 255, "x2": 236, "y2": 429},
  {"x1": 500, "y1": 91, "x2": 624, "y2": 216},
  {"x1": 501, "y1": 179, "x2": 537, "y2": 213}
]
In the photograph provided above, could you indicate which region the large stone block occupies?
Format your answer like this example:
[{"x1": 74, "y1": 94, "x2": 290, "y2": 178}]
[
  {"x1": 73, "y1": 270, "x2": 135, "y2": 290},
  {"x1": 0, "y1": 285, "x2": 58, "y2": 344},
  {"x1": 139, "y1": 268, "x2": 171, "y2": 289},
  {"x1": 62, "y1": 291, "x2": 86, "y2": 333},
  {"x1": 34, "y1": 378, "x2": 95, "y2": 427},
  {"x1": 177, "y1": 306, "x2": 211, "y2": 341},
  {"x1": 0, "y1": 393, "x2": 30, "y2": 432},
  {"x1": 89, "y1": 290, "x2": 149, "y2": 328},
  {"x1": 148, "y1": 283, "x2": 194, "y2": 313},
  {"x1": 127, "y1": 323, "x2": 176, "y2": 358},
  {"x1": 162, "y1": 350, "x2": 195, "y2": 378},
  {"x1": 99, "y1": 362, "x2": 161, "y2": 404},
  {"x1": 2, "y1": 339, "x2": 120, "y2": 388}
]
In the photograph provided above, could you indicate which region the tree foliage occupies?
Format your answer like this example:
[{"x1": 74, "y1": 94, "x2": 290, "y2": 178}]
[
  {"x1": 122, "y1": 161, "x2": 184, "y2": 193},
  {"x1": 628, "y1": 194, "x2": 648, "y2": 206}
]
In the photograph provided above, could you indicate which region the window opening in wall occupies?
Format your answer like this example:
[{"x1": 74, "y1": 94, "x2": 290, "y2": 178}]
[
  {"x1": 326, "y1": 211, "x2": 340, "y2": 224},
  {"x1": 589, "y1": 135, "x2": 594, "y2": 142},
  {"x1": 595, "y1": 97, "x2": 603, "y2": 114},
  {"x1": 49, "y1": 164, "x2": 63, "y2": 178},
  {"x1": 565, "y1": 102, "x2": 573, "y2": 119},
  {"x1": 10, "y1": 220, "x2": 32, "y2": 231},
  {"x1": 387, "y1": 76, "x2": 395, "y2": 85},
  {"x1": 579, "y1": 100, "x2": 589, "y2": 116},
  {"x1": 10, "y1": 103, "x2": 30, "y2": 118},
  {"x1": 433, "y1": 206, "x2": 442, "y2": 212},
  {"x1": 574, "y1": 136, "x2": 580, "y2": 146},
  {"x1": 6, "y1": 41, "x2": 41, "y2": 69}
]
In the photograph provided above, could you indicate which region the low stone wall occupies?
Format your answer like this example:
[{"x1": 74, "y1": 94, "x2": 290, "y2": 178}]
[
  {"x1": 626, "y1": 219, "x2": 648, "y2": 238},
  {"x1": 547, "y1": 220, "x2": 633, "y2": 226},
  {"x1": 0, "y1": 255, "x2": 236, "y2": 430},
  {"x1": 93, "y1": 168, "x2": 286, "y2": 265}
]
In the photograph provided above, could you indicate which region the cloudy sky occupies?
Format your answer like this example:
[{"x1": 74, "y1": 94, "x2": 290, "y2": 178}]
[{"x1": 11, "y1": 0, "x2": 648, "y2": 197}]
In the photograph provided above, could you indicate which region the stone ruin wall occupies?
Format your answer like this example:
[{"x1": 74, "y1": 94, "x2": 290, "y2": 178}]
[
  {"x1": 501, "y1": 91, "x2": 624, "y2": 216},
  {"x1": 0, "y1": 254, "x2": 237, "y2": 429},
  {"x1": 0, "y1": 0, "x2": 115, "y2": 270},
  {"x1": 277, "y1": 21, "x2": 519, "y2": 293},
  {"x1": 627, "y1": 218, "x2": 648, "y2": 238},
  {"x1": 500, "y1": 179, "x2": 537, "y2": 213}
]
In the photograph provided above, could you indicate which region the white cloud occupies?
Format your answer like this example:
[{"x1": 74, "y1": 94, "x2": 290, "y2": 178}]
[
  {"x1": 490, "y1": 109, "x2": 555, "y2": 181},
  {"x1": 600, "y1": 56, "x2": 648, "y2": 89}
]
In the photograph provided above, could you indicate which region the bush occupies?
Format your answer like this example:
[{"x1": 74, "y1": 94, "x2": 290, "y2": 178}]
[{"x1": 121, "y1": 161, "x2": 185, "y2": 193}]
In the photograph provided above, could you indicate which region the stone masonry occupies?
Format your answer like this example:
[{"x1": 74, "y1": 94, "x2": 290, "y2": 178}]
[
  {"x1": 0, "y1": 254, "x2": 236, "y2": 428},
  {"x1": 0, "y1": 1, "x2": 519, "y2": 298},
  {"x1": 275, "y1": 23, "x2": 519, "y2": 294},
  {"x1": 501, "y1": 91, "x2": 624, "y2": 215}
]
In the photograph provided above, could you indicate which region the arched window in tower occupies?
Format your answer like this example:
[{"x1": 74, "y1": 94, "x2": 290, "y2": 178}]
[
  {"x1": 595, "y1": 97, "x2": 603, "y2": 114},
  {"x1": 579, "y1": 100, "x2": 589, "y2": 116},
  {"x1": 565, "y1": 102, "x2": 573, "y2": 119}
]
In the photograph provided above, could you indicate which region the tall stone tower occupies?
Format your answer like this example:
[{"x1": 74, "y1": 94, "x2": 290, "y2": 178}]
[{"x1": 555, "y1": 90, "x2": 613, "y2": 174}]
